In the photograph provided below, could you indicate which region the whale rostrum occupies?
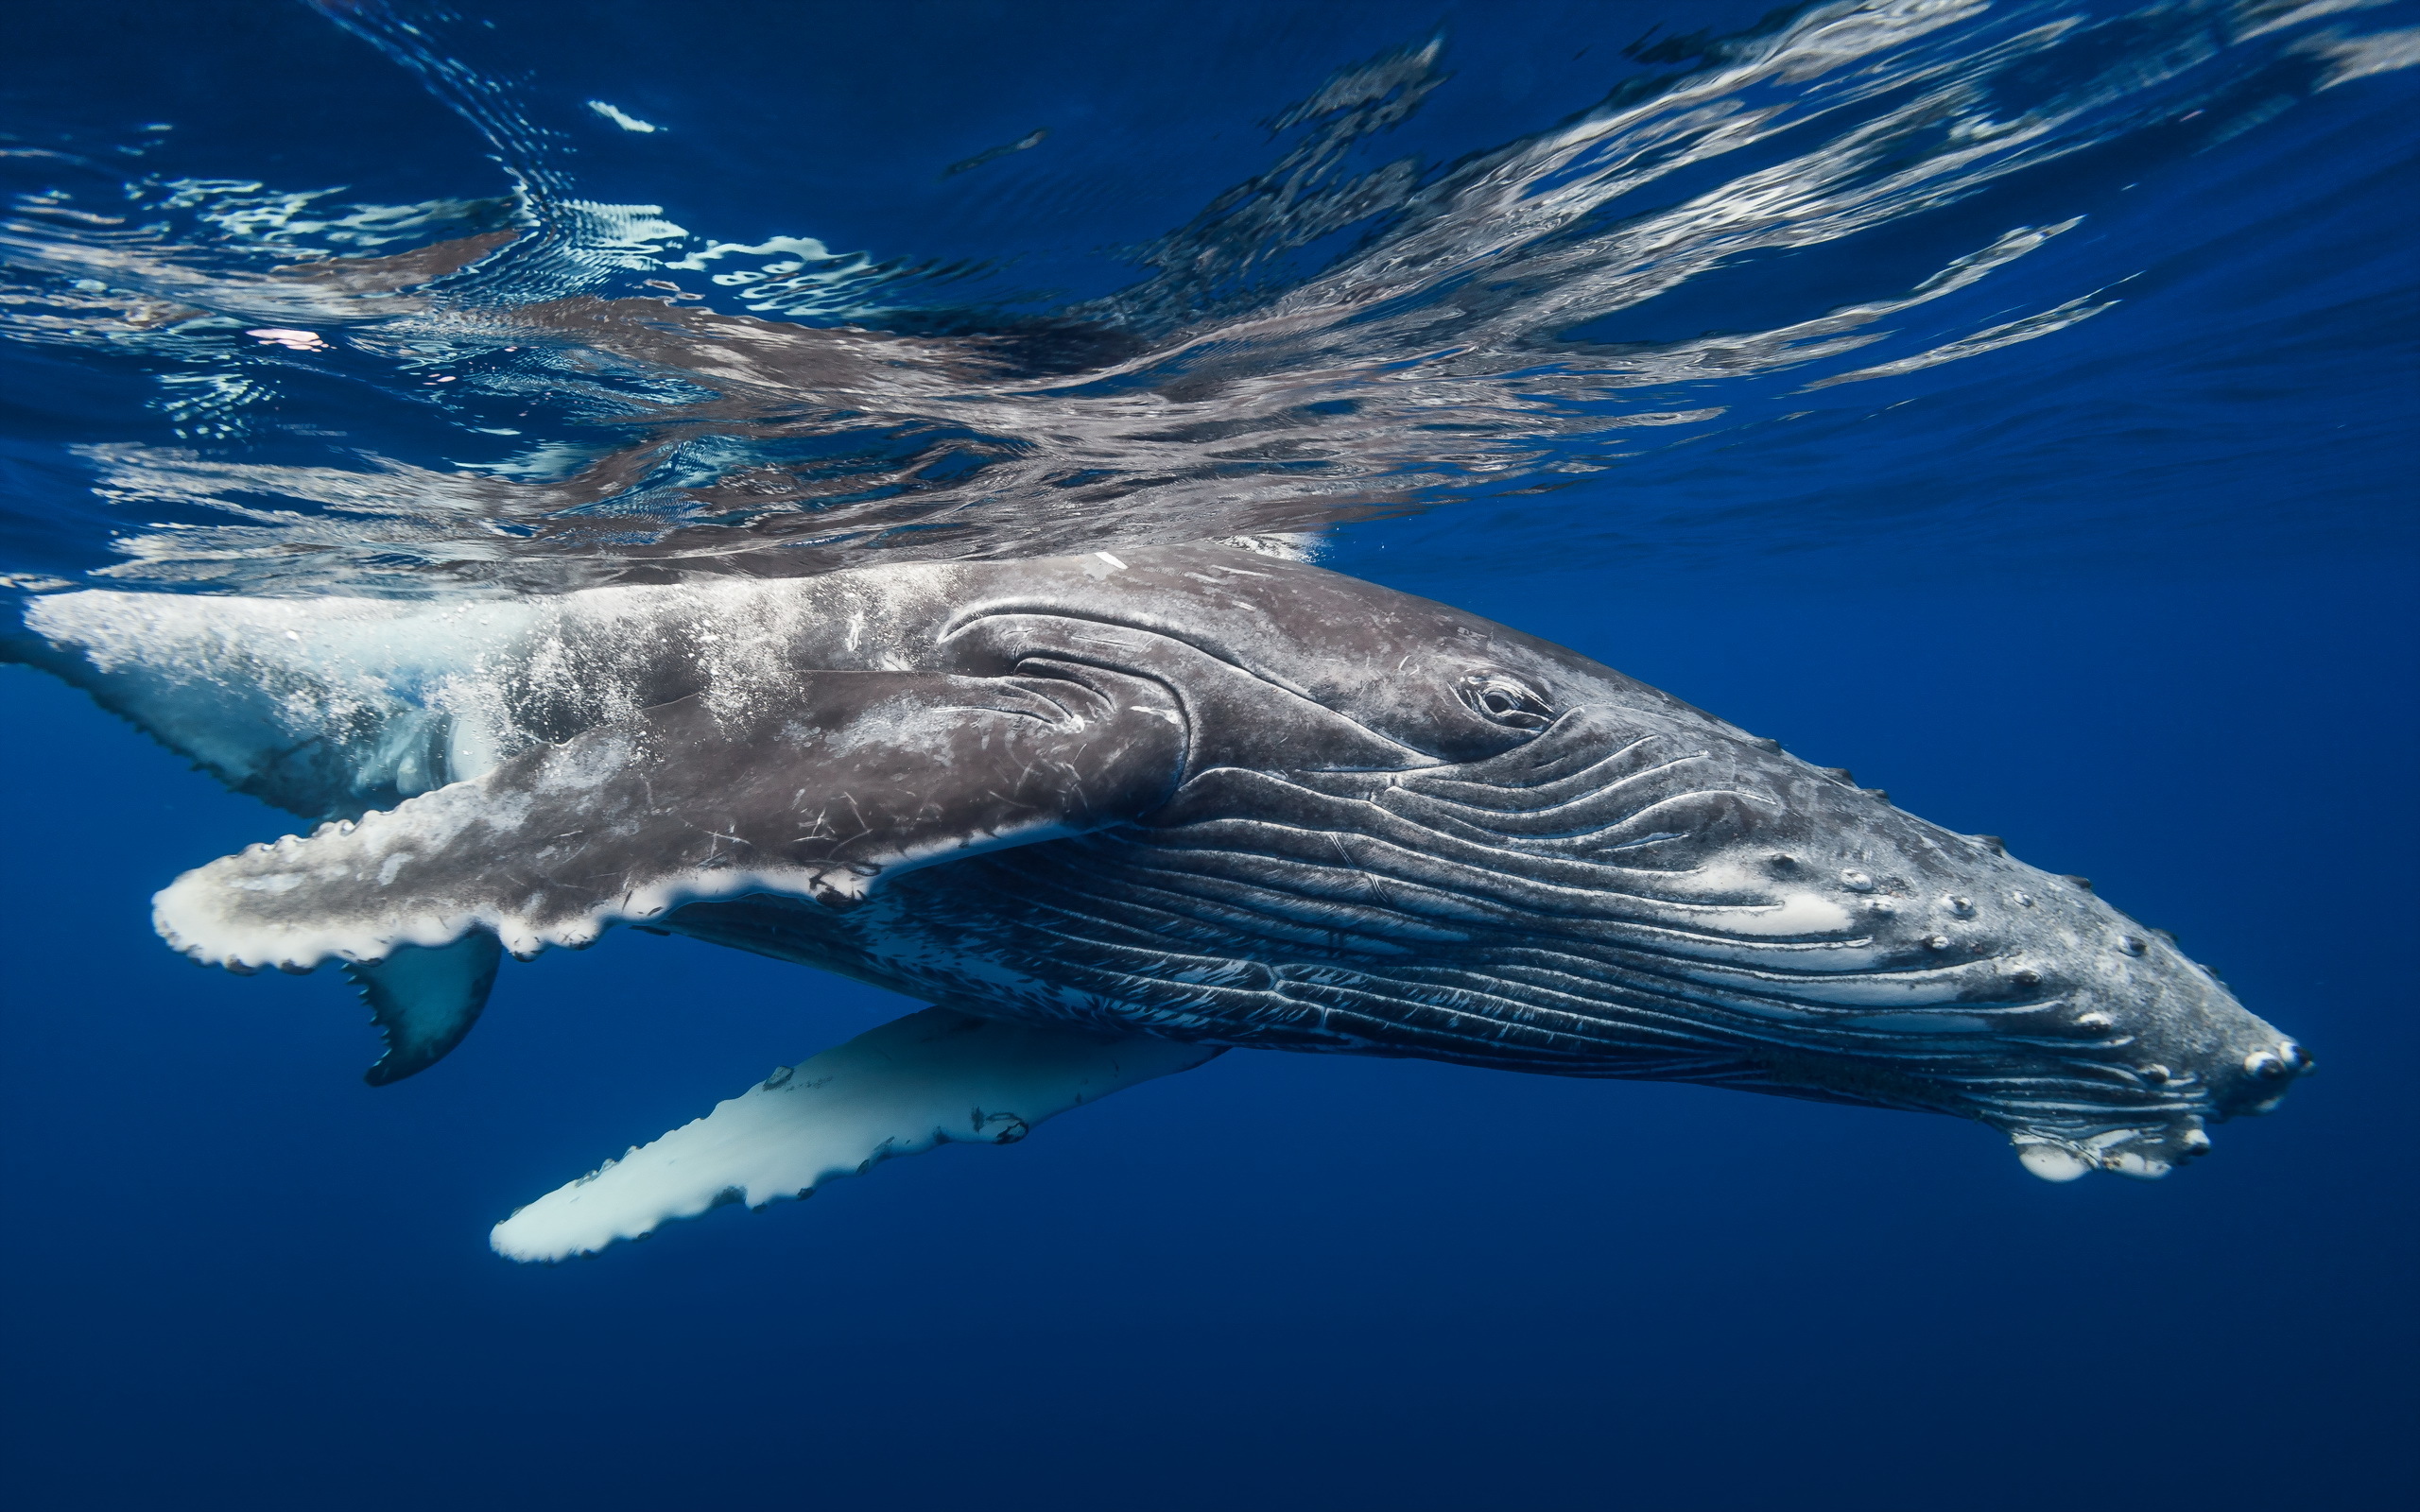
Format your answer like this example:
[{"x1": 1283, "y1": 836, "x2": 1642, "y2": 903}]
[{"x1": 8, "y1": 544, "x2": 2311, "y2": 1257}]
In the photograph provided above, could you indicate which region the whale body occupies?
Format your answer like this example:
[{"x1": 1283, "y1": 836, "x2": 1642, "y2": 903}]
[{"x1": 7, "y1": 544, "x2": 2311, "y2": 1258}]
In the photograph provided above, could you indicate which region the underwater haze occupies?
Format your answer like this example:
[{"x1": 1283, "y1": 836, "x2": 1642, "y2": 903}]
[{"x1": 2, "y1": 2, "x2": 2415, "y2": 1508}]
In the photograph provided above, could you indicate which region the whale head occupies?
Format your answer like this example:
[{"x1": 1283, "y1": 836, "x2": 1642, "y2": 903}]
[{"x1": 927, "y1": 552, "x2": 2316, "y2": 1180}]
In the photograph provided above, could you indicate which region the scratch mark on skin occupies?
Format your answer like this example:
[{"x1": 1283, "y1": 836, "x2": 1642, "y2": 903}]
[{"x1": 1330, "y1": 830, "x2": 1397, "y2": 912}]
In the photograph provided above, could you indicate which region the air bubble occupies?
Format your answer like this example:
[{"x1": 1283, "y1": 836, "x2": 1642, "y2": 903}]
[
  {"x1": 1944, "y1": 896, "x2": 1975, "y2": 917},
  {"x1": 1839, "y1": 869, "x2": 1874, "y2": 892}
]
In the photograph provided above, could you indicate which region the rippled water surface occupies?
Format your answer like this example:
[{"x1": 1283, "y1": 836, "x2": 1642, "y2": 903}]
[
  {"x1": 2, "y1": 4, "x2": 2414, "y2": 1509},
  {"x1": 5, "y1": 0, "x2": 2411, "y2": 593}
]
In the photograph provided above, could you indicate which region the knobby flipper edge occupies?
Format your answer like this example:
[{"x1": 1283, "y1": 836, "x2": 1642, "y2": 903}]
[{"x1": 491, "y1": 1006, "x2": 1221, "y2": 1263}]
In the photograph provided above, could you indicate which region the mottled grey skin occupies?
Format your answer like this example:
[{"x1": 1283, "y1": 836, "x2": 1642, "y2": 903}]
[{"x1": 13, "y1": 544, "x2": 2310, "y2": 1176}]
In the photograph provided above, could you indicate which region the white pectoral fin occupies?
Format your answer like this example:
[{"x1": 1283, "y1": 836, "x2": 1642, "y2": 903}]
[
  {"x1": 489, "y1": 1007, "x2": 1222, "y2": 1263},
  {"x1": 155, "y1": 671, "x2": 1183, "y2": 975}
]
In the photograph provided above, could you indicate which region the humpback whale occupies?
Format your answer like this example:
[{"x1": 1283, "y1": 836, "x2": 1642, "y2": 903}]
[{"x1": 7, "y1": 545, "x2": 2311, "y2": 1259}]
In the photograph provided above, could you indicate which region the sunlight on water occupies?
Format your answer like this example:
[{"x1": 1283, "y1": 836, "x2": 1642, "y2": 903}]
[{"x1": 0, "y1": 0, "x2": 2412, "y2": 595}]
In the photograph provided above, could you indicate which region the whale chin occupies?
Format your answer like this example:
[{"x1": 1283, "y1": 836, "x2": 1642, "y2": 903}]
[
  {"x1": 2011, "y1": 1121, "x2": 2210, "y2": 1183},
  {"x1": 2006, "y1": 1035, "x2": 2314, "y2": 1182}
]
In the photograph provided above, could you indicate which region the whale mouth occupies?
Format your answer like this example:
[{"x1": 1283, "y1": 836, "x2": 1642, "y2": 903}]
[
  {"x1": 2007, "y1": 1038, "x2": 2315, "y2": 1181},
  {"x1": 2011, "y1": 1123, "x2": 2211, "y2": 1183}
]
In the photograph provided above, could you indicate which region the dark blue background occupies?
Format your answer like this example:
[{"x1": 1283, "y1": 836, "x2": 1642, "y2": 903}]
[{"x1": 3, "y1": 4, "x2": 2414, "y2": 1508}]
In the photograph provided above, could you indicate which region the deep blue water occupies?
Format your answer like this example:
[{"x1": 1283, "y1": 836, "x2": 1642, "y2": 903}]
[{"x1": 2, "y1": 3, "x2": 2414, "y2": 1508}]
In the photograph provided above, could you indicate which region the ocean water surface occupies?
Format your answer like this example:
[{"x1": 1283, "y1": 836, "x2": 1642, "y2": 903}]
[{"x1": 1, "y1": 2, "x2": 2413, "y2": 1507}]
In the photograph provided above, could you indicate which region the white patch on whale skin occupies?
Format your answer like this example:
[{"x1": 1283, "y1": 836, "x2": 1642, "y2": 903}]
[
  {"x1": 2017, "y1": 1143, "x2": 2092, "y2": 1181},
  {"x1": 1213, "y1": 532, "x2": 1324, "y2": 562},
  {"x1": 230, "y1": 872, "x2": 305, "y2": 895},
  {"x1": 147, "y1": 760, "x2": 1103, "y2": 975},
  {"x1": 20, "y1": 576, "x2": 888, "y2": 814},
  {"x1": 1676, "y1": 954, "x2": 2011, "y2": 1006},
  {"x1": 1679, "y1": 891, "x2": 1854, "y2": 936},
  {"x1": 2012, "y1": 1127, "x2": 2182, "y2": 1183},
  {"x1": 490, "y1": 1007, "x2": 1218, "y2": 1263},
  {"x1": 1835, "y1": 1010, "x2": 1998, "y2": 1034},
  {"x1": 153, "y1": 844, "x2": 822, "y2": 970},
  {"x1": 2101, "y1": 1150, "x2": 2172, "y2": 1180}
]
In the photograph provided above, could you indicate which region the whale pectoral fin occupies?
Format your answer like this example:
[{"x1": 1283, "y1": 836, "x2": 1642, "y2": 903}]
[
  {"x1": 488, "y1": 1006, "x2": 1221, "y2": 1263},
  {"x1": 152, "y1": 667, "x2": 1184, "y2": 974},
  {"x1": 345, "y1": 933, "x2": 503, "y2": 1086}
]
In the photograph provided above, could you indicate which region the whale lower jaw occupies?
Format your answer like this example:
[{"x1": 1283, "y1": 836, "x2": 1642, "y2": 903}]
[{"x1": 2006, "y1": 1118, "x2": 2212, "y2": 1182}]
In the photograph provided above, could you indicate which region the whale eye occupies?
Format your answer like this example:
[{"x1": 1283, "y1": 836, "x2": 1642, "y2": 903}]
[{"x1": 1460, "y1": 673, "x2": 1552, "y2": 730}]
